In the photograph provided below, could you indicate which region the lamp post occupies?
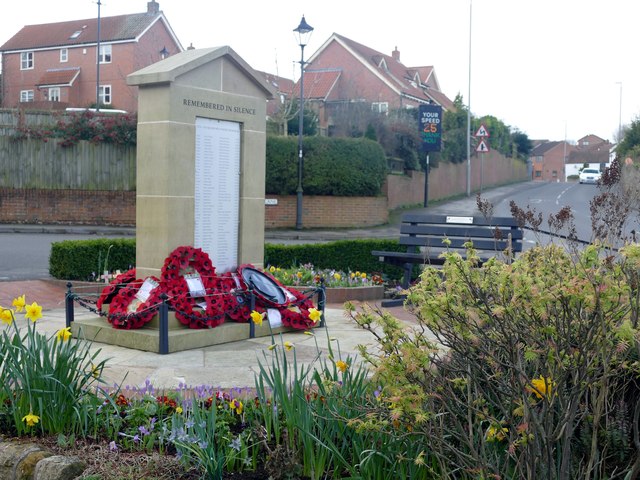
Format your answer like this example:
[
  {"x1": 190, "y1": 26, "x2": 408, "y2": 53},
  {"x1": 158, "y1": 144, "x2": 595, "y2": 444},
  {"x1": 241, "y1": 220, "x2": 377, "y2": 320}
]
[
  {"x1": 466, "y1": 0, "x2": 472, "y2": 196},
  {"x1": 293, "y1": 15, "x2": 313, "y2": 230},
  {"x1": 616, "y1": 82, "x2": 622, "y2": 142},
  {"x1": 96, "y1": 0, "x2": 102, "y2": 112}
]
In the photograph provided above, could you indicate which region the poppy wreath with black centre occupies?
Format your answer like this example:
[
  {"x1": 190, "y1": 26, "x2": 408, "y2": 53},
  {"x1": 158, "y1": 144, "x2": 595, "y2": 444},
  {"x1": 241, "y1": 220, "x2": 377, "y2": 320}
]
[
  {"x1": 96, "y1": 268, "x2": 136, "y2": 311},
  {"x1": 107, "y1": 277, "x2": 162, "y2": 329},
  {"x1": 216, "y1": 273, "x2": 252, "y2": 323}
]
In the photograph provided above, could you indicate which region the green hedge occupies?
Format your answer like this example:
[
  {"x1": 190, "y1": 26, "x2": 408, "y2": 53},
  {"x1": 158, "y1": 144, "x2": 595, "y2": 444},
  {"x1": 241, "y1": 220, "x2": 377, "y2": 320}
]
[
  {"x1": 266, "y1": 136, "x2": 388, "y2": 196},
  {"x1": 49, "y1": 238, "x2": 136, "y2": 281},
  {"x1": 50, "y1": 238, "x2": 406, "y2": 281}
]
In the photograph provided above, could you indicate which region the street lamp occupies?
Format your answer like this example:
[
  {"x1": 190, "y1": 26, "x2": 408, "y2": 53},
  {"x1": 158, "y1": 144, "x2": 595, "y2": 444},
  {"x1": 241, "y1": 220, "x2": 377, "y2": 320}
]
[{"x1": 293, "y1": 15, "x2": 313, "y2": 230}]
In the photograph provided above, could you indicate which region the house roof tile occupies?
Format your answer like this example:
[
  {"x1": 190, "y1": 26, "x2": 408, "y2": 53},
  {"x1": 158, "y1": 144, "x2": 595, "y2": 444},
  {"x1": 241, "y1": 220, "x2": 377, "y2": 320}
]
[
  {"x1": 36, "y1": 67, "x2": 81, "y2": 86},
  {"x1": 328, "y1": 33, "x2": 454, "y2": 110},
  {"x1": 1, "y1": 12, "x2": 163, "y2": 51},
  {"x1": 292, "y1": 69, "x2": 341, "y2": 100}
]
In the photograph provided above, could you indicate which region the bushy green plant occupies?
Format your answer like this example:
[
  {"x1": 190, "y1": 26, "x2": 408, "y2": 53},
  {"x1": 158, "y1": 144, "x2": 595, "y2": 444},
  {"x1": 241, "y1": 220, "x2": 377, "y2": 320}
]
[
  {"x1": 348, "y1": 242, "x2": 640, "y2": 479},
  {"x1": 265, "y1": 135, "x2": 387, "y2": 196},
  {"x1": 49, "y1": 238, "x2": 135, "y2": 280},
  {"x1": 0, "y1": 296, "x2": 108, "y2": 436}
]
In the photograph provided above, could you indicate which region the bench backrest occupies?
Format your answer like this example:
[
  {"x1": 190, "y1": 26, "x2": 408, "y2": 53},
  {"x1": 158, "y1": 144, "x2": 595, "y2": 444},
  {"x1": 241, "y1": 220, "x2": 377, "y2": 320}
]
[{"x1": 400, "y1": 213, "x2": 524, "y2": 253}]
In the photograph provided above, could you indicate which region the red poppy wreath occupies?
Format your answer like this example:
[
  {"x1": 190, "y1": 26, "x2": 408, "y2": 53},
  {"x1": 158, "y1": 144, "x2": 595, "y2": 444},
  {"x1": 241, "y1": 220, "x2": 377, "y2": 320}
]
[
  {"x1": 107, "y1": 276, "x2": 162, "y2": 329},
  {"x1": 160, "y1": 246, "x2": 222, "y2": 328},
  {"x1": 96, "y1": 268, "x2": 137, "y2": 311}
]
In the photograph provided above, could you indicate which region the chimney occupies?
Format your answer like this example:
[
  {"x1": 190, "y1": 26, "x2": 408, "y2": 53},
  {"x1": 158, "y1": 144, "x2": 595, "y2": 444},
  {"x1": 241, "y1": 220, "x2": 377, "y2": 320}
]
[
  {"x1": 147, "y1": 1, "x2": 159, "y2": 14},
  {"x1": 392, "y1": 46, "x2": 400, "y2": 62}
]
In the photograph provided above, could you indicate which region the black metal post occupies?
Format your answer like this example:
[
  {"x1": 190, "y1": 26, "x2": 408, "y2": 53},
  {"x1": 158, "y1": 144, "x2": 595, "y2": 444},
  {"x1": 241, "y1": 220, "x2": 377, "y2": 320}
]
[
  {"x1": 295, "y1": 44, "x2": 306, "y2": 230},
  {"x1": 65, "y1": 282, "x2": 74, "y2": 328},
  {"x1": 249, "y1": 292, "x2": 256, "y2": 338},
  {"x1": 96, "y1": 0, "x2": 101, "y2": 112},
  {"x1": 423, "y1": 154, "x2": 430, "y2": 207},
  {"x1": 159, "y1": 293, "x2": 169, "y2": 354},
  {"x1": 317, "y1": 281, "x2": 326, "y2": 328}
]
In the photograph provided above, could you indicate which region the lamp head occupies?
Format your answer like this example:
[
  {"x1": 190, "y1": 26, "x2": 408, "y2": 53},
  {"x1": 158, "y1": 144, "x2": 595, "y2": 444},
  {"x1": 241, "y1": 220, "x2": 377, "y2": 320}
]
[{"x1": 294, "y1": 15, "x2": 314, "y2": 47}]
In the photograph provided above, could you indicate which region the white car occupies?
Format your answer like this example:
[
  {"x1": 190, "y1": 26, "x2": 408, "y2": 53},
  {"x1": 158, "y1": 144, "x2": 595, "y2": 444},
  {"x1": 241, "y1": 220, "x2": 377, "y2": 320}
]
[{"x1": 579, "y1": 168, "x2": 601, "y2": 184}]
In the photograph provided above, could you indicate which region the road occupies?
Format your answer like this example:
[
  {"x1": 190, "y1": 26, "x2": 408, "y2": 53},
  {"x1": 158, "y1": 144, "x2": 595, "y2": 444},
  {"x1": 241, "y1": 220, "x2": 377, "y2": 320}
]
[{"x1": 0, "y1": 182, "x2": 627, "y2": 282}]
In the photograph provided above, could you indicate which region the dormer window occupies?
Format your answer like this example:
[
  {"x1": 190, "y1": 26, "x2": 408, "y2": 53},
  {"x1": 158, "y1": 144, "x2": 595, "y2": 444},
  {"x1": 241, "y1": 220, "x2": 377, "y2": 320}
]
[{"x1": 70, "y1": 30, "x2": 83, "y2": 39}]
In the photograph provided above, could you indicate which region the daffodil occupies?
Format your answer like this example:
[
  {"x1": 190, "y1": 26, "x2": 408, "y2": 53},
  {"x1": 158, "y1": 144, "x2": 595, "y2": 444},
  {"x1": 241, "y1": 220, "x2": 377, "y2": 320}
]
[
  {"x1": 335, "y1": 360, "x2": 348, "y2": 372},
  {"x1": 268, "y1": 344, "x2": 277, "y2": 351},
  {"x1": 250, "y1": 310, "x2": 264, "y2": 326},
  {"x1": 12, "y1": 295, "x2": 26, "y2": 312},
  {"x1": 269, "y1": 266, "x2": 276, "y2": 273},
  {"x1": 91, "y1": 363, "x2": 100, "y2": 379},
  {"x1": 56, "y1": 327, "x2": 72, "y2": 342},
  {"x1": 24, "y1": 302, "x2": 43, "y2": 322},
  {"x1": 0, "y1": 307, "x2": 14, "y2": 325},
  {"x1": 175, "y1": 406, "x2": 183, "y2": 414},
  {"x1": 284, "y1": 341, "x2": 294, "y2": 351},
  {"x1": 486, "y1": 424, "x2": 508, "y2": 442},
  {"x1": 22, "y1": 412, "x2": 40, "y2": 427},
  {"x1": 333, "y1": 272, "x2": 341, "y2": 281},
  {"x1": 308, "y1": 307, "x2": 321, "y2": 324},
  {"x1": 527, "y1": 375, "x2": 554, "y2": 400}
]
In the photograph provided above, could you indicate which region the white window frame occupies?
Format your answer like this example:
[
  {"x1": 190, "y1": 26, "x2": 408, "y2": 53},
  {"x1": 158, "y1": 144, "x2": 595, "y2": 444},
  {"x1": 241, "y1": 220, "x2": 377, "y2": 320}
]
[
  {"x1": 20, "y1": 90, "x2": 34, "y2": 102},
  {"x1": 20, "y1": 51, "x2": 34, "y2": 70},
  {"x1": 371, "y1": 102, "x2": 389, "y2": 114},
  {"x1": 60, "y1": 48, "x2": 68, "y2": 62},
  {"x1": 48, "y1": 87, "x2": 61, "y2": 102},
  {"x1": 98, "y1": 85, "x2": 112, "y2": 105},
  {"x1": 99, "y1": 44, "x2": 112, "y2": 64}
]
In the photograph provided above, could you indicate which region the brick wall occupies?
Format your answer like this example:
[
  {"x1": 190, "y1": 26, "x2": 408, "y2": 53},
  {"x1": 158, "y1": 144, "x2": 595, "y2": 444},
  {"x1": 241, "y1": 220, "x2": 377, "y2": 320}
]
[
  {"x1": 0, "y1": 188, "x2": 135, "y2": 226},
  {"x1": 265, "y1": 195, "x2": 388, "y2": 228}
]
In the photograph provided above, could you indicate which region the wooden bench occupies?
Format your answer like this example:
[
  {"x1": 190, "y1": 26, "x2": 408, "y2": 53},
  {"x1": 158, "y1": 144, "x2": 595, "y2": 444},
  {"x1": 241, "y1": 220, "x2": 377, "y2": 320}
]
[{"x1": 373, "y1": 213, "x2": 524, "y2": 290}]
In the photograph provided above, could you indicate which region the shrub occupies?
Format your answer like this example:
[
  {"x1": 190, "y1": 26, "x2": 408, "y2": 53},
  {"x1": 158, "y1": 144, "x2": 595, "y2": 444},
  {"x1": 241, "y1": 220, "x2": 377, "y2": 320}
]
[
  {"x1": 49, "y1": 238, "x2": 135, "y2": 281},
  {"x1": 265, "y1": 136, "x2": 388, "y2": 196},
  {"x1": 349, "y1": 242, "x2": 640, "y2": 479}
]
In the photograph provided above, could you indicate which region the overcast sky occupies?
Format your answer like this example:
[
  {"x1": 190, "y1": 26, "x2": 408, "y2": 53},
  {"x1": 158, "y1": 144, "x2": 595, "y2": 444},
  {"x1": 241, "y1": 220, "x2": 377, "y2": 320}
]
[{"x1": 1, "y1": 0, "x2": 638, "y2": 144}]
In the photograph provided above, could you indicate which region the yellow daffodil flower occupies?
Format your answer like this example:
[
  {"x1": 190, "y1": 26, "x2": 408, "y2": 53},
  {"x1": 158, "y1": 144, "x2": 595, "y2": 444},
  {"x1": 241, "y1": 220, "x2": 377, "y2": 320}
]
[
  {"x1": 250, "y1": 310, "x2": 264, "y2": 326},
  {"x1": 22, "y1": 412, "x2": 40, "y2": 427},
  {"x1": 486, "y1": 425, "x2": 508, "y2": 442},
  {"x1": 335, "y1": 360, "x2": 348, "y2": 372},
  {"x1": 360, "y1": 272, "x2": 367, "y2": 279},
  {"x1": 175, "y1": 406, "x2": 183, "y2": 414},
  {"x1": 91, "y1": 363, "x2": 100, "y2": 379},
  {"x1": 296, "y1": 271, "x2": 303, "y2": 278},
  {"x1": 12, "y1": 295, "x2": 26, "y2": 312},
  {"x1": 268, "y1": 344, "x2": 277, "y2": 351},
  {"x1": 56, "y1": 327, "x2": 72, "y2": 342},
  {"x1": 284, "y1": 341, "x2": 294, "y2": 351},
  {"x1": 527, "y1": 375, "x2": 553, "y2": 400},
  {"x1": 269, "y1": 266, "x2": 276, "y2": 273},
  {"x1": 0, "y1": 307, "x2": 14, "y2": 325},
  {"x1": 333, "y1": 272, "x2": 341, "y2": 281},
  {"x1": 24, "y1": 302, "x2": 43, "y2": 322},
  {"x1": 308, "y1": 307, "x2": 321, "y2": 324}
]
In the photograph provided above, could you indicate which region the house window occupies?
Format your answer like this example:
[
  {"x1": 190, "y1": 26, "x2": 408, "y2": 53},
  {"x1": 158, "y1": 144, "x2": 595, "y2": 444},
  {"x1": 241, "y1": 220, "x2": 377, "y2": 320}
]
[
  {"x1": 70, "y1": 30, "x2": 83, "y2": 39},
  {"x1": 20, "y1": 51, "x2": 34, "y2": 70},
  {"x1": 99, "y1": 44, "x2": 112, "y2": 63},
  {"x1": 98, "y1": 85, "x2": 112, "y2": 105},
  {"x1": 60, "y1": 48, "x2": 68, "y2": 62},
  {"x1": 552, "y1": 170, "x2": 558, "y2": 177},
  {"x1": 48, "y1": 87, "x2": 61, "y2": 102},
  {"x1": 371, "y1": 102, "x2": 388, "y2": 114},
  {"x1": 535, "y1": 170, "x2": 542, "y2": 178},
  {"x1": 20, "y1": 90, "x2": 34, "y2": 102}
]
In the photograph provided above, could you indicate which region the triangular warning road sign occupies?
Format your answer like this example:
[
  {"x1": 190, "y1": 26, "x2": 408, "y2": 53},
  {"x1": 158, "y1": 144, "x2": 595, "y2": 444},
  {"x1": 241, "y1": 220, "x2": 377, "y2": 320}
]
[
  {"x1": 476, "y1": 139, "x2": 490, "y2": 153},
  {"x1": 474, "y1": 124, "x2": 490, "y2": 137}
]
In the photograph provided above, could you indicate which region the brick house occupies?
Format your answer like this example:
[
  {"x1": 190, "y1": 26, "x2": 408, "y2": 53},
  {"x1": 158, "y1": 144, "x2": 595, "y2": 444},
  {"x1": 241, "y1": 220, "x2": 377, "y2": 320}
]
[
  {"x1": 530, "y1": 135, "x2": 613, "y2": 181},
  {"x1": 281, "y1": 33, "x2": 455, "y2": 136},
  {"x1": 530, "y1": 141, "x2": 572, "y2": 181},
  {"x1": 0, "y1": 0, "x2": 182, "y2": 112}
]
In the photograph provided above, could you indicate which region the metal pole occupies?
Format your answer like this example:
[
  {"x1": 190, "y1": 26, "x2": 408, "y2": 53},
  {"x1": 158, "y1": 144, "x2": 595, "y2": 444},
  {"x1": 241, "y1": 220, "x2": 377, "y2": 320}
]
[
  {"x1": 466, "y1": 0, "x2": 472, "y2": 196},
  {"x1": 159, "y1": 293, "x2": 169, "y2": 354},
  {"x1": 617, "y1": 82, "x2": 622, "y2": 142},
  {"x1": 65, "y1": 282, "x2": 74, "y2": 328},
  {"x1": 96, "y1": 0, "x2": 101, "y2": 112},
  {"x1": 423, "y1": 154, "x2": 430, "y2": 207},
  {"x1": 295, "y1": 44, "x2": 305, "y2": 230}
]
